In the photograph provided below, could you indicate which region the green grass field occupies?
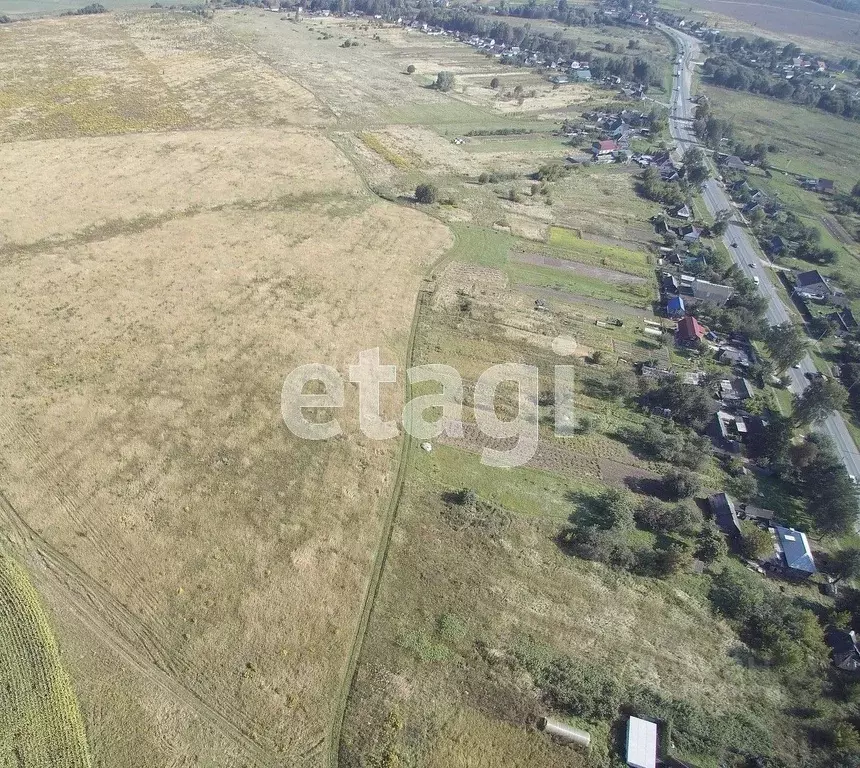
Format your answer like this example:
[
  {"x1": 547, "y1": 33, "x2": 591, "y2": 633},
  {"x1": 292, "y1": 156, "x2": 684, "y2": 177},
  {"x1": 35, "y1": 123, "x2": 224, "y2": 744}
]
[
  {"x1": 704, "y1": 85, "x2": 860, "y2": 191},
  {"x1": 0, "y1": 555, "x2": 91, "y2": 767}
]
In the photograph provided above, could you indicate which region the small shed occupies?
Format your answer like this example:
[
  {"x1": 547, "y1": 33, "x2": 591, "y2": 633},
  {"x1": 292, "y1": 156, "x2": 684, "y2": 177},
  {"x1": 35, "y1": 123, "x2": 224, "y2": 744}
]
[
  {"x1": 826, "y1": 627, "x2": 860, "y2": 672},
  {"x1": 666, "y1": 295, "x2": 685, "y2": 317},
  {"x1": 626, "y1": 716, "x2": 657, "y2": 768},
  {"x1": 742, "y1": 505, "x2": 775, "y2": 523},
  {"x1": 709, "y1": 492, "x2": 742, "y2": 538}
]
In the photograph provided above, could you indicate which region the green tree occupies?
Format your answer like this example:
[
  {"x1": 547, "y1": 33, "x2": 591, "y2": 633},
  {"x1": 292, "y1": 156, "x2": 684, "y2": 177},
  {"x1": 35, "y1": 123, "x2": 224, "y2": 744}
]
[
  {"x1": 829, "y1": 547, "x2": 860, "y2": 584},
  {"x1": 710, "y1": 209, "x2": 732, "y2": 237},
  {"x1": 709, "y1": 567, "x2": 764, "y2": 622},
  {"x1": 765, "y1": 323, "x2": 809, "y2": 372},
  {"x1": 696, "y1": 524, "x2": 727, "y2": 563},
  {"x1": 662, "y1": 467, "x2": 702, "y2": 501},
  {"x1": 434, "y1": 71, "x2": 455, "y2": 92},
  {"x1": 655, "y1": 539, "x2": 693, "y2": 576},
  {"x1": 794, "y1": 376, "x2": 848, "y2": 424},
  {"x1": 800, "y1": 435, "x2": 858, "y2": 535},
  {"x1": 728, "y1": 472, "x2": 758, "y2": 503},
  {"x1": 740, "y1": 526, "x2": 773, "y2": 560},
  {"x1": 414, "y1": 183, "x2": 438, "y2": 204}
]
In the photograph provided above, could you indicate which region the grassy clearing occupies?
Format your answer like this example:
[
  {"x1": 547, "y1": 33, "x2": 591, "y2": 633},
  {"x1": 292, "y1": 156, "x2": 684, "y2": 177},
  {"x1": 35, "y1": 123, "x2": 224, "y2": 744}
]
[
  {"x1": 507, "y1": 260, "x2": 655, "y2": 307},
  {"x1": 704, "y1": 86, "x2": 860, "y2": 191},
  {"x1": 413, "y1": 443, "x2": 597, "y2": 519},
  {"x1": 548, "y1": 226, "x2": 653, "y2": 278},
  {"x1": 0, "y1": 555, "x2": 91, "y2": 768}
]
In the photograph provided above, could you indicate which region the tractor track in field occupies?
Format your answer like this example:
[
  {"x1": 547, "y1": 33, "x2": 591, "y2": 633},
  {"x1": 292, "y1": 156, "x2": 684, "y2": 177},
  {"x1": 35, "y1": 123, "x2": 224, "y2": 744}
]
[{"x1": 0, "y1": 488, "x2": 282, "y2": 767}]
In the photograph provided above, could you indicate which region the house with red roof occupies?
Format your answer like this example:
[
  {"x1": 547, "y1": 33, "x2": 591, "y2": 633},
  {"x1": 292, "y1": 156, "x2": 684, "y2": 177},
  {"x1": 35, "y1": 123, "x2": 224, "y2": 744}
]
[
  {"x1": 676, "y1": 315, "x2": 706, "y2": 344},
  {"x1": 592, "y1": 139, "x2": 620, "y2": 157}
]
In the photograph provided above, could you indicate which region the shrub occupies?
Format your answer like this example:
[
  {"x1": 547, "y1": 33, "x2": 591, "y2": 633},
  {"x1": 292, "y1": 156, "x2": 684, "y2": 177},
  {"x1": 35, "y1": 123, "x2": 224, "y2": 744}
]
[
  {"x1": 414, "y1": 183, "x2": 438, "y2": 204},
  {"x1": 655, "y1": 538, "x2": 693, "y2": 576},
  {"x1": 636, "y1": 498, "x2": 702, "y2": 535},
  {"x1": 662, "y1": 468, "x2": 701, "y2": 500},
  {"x1": 514, "y1": 643, "x2": 623, "y2": 721},
  {"x1": 739, "y1": 526, "x2": 773, "y2": 560},
  {"x1": 406, "y1": 64, "x2": 416, "y2": 74},
  {"x1": 434, "y1": 71, "x2": 455, "y2": 92},
  {"x1": 695, "y1": 524, "x2": 727, "y2": 563},
  {"x1": 490, "y1": 76, "x2": 500, "y2": 88}
]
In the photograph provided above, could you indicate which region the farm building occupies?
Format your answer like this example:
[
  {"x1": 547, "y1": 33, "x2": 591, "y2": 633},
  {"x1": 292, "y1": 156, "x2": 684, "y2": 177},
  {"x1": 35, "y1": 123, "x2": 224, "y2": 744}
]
[
  {"x1": 772, "y1": 525, "x2": 816, "y2": 579},
  {"x1": 709, "y1": 492, "x2": 742, "y2": 538},
  {"x1": 626, "y1": 716, "x2": 657, "y2": 768},
  {"x1": 688, "y1": 278, "x2": 734, "y2": 306},
  {"x1": 592, "y1": 139, "x2": 619, "y2": 156},
  {"x1": 722, "y1": 154, "x2": 746, "y2": 171}
]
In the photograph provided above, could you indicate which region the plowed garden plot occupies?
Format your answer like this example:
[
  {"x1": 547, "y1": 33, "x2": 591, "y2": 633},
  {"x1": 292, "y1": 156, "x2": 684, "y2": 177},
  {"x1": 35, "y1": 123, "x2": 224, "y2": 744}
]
[
  {"x1": 513, "y1": 252, "x2": 649, "y2": 284},
  {"x1": 436, "y1": 423, "x2": 646, "y2": 482},
  {"x1": 598, "y1": 458, "x2": 661, "y2": 489},
  {"x1": 516, "y1": 286, "x2": 655, "y2": 318}
]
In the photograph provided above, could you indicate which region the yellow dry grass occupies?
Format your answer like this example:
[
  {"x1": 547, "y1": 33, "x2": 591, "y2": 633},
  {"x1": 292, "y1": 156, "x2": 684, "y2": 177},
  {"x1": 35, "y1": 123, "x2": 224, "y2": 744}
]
[
  {"x1": 0, "y1": 10, "x2": 454, "y2": 767},
  {"x1": 0, "y1": 128, "x2": 362, "y2": 245}
]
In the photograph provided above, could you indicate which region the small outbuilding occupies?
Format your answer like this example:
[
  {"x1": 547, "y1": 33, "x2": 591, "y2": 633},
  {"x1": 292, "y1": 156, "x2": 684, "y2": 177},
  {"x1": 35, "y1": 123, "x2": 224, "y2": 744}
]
[
  {"x1": 666, "y1": 295, "x2": 685, "y2": 318},
  {"x1": 626, "y1": 716, "x2": 657, "y2": 768},
  {"x1": 826, "y1": 628, "x2": 860, "y2": 672},
  {"x1": 709, "y1": 492, "x2": 742, "y2": 538}
]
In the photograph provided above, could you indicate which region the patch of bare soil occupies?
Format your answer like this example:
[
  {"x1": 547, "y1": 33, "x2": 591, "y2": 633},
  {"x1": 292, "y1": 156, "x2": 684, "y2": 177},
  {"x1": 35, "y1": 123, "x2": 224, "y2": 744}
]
[
  {"x1": 515, "y1": 286, "x2": 655, "y2": 318},
  {"x1": 512, "y1": 252, "x2": 649, "y2": 284}
]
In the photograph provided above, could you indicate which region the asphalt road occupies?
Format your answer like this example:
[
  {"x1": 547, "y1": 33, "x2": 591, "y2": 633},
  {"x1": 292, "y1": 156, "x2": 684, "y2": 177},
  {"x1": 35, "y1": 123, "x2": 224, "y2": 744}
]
[{"x1": 659, "y1": 23, "x2": 860, "y2": 482}]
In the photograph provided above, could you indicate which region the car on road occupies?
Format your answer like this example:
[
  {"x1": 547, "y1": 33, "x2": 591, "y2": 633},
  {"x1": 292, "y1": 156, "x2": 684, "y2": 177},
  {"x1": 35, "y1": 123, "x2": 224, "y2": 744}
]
[
  {"x1": 752, "y1": 276, "x2": 760, "y2": 285},
  {"x1": 792, "y1": 363, "x2": 801, "y2": 369},
  {"x1": 749, "y1": 262, "x2": 756, "y2": 268},
  {"x1": 731, "y1": 242, "x2": 738, "y2": 247}
]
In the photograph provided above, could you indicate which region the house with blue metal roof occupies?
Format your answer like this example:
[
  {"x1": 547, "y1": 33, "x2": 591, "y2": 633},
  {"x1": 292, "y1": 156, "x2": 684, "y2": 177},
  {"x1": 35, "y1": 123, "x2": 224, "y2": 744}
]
[
  {"x1": 773, "y1": 525, "x2": 816, "y2": 579},
  {"x1": 666, "y1": 295, "x2": 685, "y2": 318}
]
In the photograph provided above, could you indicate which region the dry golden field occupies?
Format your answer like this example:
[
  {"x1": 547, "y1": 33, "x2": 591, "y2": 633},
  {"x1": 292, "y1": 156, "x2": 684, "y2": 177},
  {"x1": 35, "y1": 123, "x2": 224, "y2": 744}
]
[{"x1": 0, "y1": 10, "x2": 452, "y2": 767}]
